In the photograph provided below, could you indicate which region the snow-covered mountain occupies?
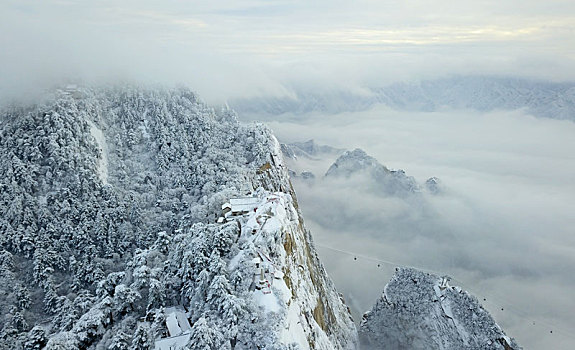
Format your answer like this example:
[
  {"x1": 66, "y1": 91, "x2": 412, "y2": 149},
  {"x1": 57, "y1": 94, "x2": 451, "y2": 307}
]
[
  {"x1": 231, "y1": 76, "x2": 575, "y2": 121},
  {"x1": 0, "y1": 86, "x2": 356, "y2": 349},
  {"x1": 374, "y1": 76, "x2": 575, "y2": 120},
  {"x1": 280, "y1": 142, "x2": 439, "y2": 197},
  {"x1": 0, "y1": 85, "x2": 519, "y2": 349},
  {"x1": 360, "y1": 268, "x2": 521, "y2": 350}
]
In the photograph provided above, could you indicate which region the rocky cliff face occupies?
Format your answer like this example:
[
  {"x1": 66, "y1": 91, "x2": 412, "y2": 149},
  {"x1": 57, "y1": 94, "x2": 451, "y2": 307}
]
[
  {"x1": 360, "y1": 268, "x2": 521, "y2": 350},
  {"x1": 225, "y1": 138, "x2": 358, "y2": 349}
]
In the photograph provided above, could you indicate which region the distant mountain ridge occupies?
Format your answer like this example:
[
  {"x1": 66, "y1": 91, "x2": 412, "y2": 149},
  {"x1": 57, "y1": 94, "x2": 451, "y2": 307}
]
[
  {"x1": 231, "y1": 75, "x2": 575, "y2": 120},
  {"x1": 281, "y1": 139, "x2": 344, "y2": 160},
  {"x1": 281, "y1": 142, "x2": 440, "y2": 197}
]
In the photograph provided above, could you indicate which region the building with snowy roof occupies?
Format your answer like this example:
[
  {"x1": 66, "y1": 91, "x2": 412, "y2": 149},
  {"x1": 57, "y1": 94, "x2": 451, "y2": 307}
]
[
  {"x1": 154, "y1": 307, "x2": 192, "y2": 350},
  {"x1": 229, "y1": 197, "x2": 260, "y2": 215}
]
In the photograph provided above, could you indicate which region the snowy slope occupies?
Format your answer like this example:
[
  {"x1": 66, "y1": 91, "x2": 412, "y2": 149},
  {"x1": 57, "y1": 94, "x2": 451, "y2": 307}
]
[{"x1": 360, "y1": 268, "x2": 521, "y2": 350}]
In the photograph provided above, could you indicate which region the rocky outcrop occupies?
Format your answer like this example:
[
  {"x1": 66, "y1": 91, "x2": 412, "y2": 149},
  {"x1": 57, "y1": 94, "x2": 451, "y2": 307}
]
[
  {"x1": 325, "y1": 149, "x2": 419, "y2": 196},
  {"x1": 360, "y1": 268, "x2": 521, "y2": 350}
]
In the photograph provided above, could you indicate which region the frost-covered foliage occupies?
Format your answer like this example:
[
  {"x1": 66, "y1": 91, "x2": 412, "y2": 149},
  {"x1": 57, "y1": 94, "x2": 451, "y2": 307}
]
[
  {"x1": 0, "y1": 86, "x2": 278, "y2": 348},
  {"x1": 359, "y1": 268, "x2": 522, "y2": 350}
]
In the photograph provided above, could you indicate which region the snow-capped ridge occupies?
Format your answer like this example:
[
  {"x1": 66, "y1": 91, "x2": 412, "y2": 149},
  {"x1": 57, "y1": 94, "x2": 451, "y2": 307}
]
[{"x1": 231, "y1": 75, "x2": 575, "y2": 121}]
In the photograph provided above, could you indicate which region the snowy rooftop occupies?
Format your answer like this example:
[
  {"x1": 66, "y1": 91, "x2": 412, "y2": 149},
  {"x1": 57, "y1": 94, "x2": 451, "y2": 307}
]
[
  {"x1": 165, "y1": 307, "x2": 191, "y2": 337},
  {"x1": 154, "y1": 308, "x2": 192, "y2": 350},
  {"x1": 154, "y1": 333, "x2": 190, "y2": 350},
  {"x1": 230, "y1": 197, "x2": 260, "y2": 213}
]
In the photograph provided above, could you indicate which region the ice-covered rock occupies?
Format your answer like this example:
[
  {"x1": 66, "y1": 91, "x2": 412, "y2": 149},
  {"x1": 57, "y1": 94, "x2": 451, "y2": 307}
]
[{"x1": 425, "y1": 177, "x2": 443, "y2": 195}]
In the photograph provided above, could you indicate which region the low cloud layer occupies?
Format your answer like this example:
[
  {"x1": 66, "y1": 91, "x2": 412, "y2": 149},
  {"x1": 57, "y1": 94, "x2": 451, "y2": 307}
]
[{"x1": 265, "y1": 107, "x2": 575, "y2": 349}]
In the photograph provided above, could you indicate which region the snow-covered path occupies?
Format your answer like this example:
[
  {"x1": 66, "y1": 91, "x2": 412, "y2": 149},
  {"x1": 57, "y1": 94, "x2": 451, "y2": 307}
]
[{"x1": 88, "y1": 120, "x2": 109, "y2": 183}]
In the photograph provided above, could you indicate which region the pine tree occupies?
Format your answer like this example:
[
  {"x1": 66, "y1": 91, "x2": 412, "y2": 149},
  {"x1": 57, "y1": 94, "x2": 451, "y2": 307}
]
[
  {"x1": 108, "y1": 331, "x2": 130, "y2": 350},
  {"x1": 130, "y1": 323, "x2": 152, "y2": 350},
  {"x1": 23, "y1": 326, "x2": 47, "y2": 350},
  {"x1": 187, "y1": 317, "x2": 225, "y2": 350}
]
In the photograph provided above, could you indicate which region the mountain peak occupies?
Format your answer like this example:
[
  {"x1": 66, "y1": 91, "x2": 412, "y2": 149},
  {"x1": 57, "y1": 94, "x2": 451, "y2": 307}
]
[
  {"x1": 325, "y1": 148, "x2": 420, "y2": 196},
  {"x1": 0, "y1": 86, "x2": 357, "y2": 350},
  {"x1": 325, "y1": 148, "x2": 386, "y2": 177}
]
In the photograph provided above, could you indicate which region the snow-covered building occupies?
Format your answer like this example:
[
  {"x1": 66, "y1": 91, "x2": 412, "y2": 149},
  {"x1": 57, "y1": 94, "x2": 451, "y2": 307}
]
[
  {"x1": 229, "y1": 197, "x2": 260, "y2": 216},
  {"x1": 221, "y1": 202, "x2": 232, "y2": 215},
  {"x1": 154, "y1": 308, "x2": 192, "y2": 350}
]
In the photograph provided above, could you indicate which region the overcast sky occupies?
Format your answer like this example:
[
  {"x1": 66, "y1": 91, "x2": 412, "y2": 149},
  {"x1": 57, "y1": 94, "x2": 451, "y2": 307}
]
[{"x1": 1, "y1": 1, "x2": 574, "y2": 103}]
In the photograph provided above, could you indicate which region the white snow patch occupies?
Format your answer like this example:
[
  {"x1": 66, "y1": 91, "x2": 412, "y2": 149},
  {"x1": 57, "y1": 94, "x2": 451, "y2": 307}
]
[
  {"x1": 88, "y1": 121, "x2": 108, "y2": 183},
  {"x1": 253, "y1": 289, "x2": 280, "y2": 313},
  {"x1": 154, "y1": 333, "x2": 190, "y2": 350},
  {"x1": 166, "y1": 313, "x2": 181, "y2": 337},
  {"x1": 228, "y1": 250, "x2": 244, "y2": 270},
  {"x1": 164, "y1": 307, "x2": 191, "y2": 337},
  {"x1": 139, "y1": 118, "x2": 150, "y2": 139},
  {"x1": 276, "y1": 279, "x2": 292, "y2": 303},
  {"x1": 280, "y1": 303, "x2": 310, "y2": 350},
  {"x1": 270, "y1": 135, "x2": 285, "y2": 168}
]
